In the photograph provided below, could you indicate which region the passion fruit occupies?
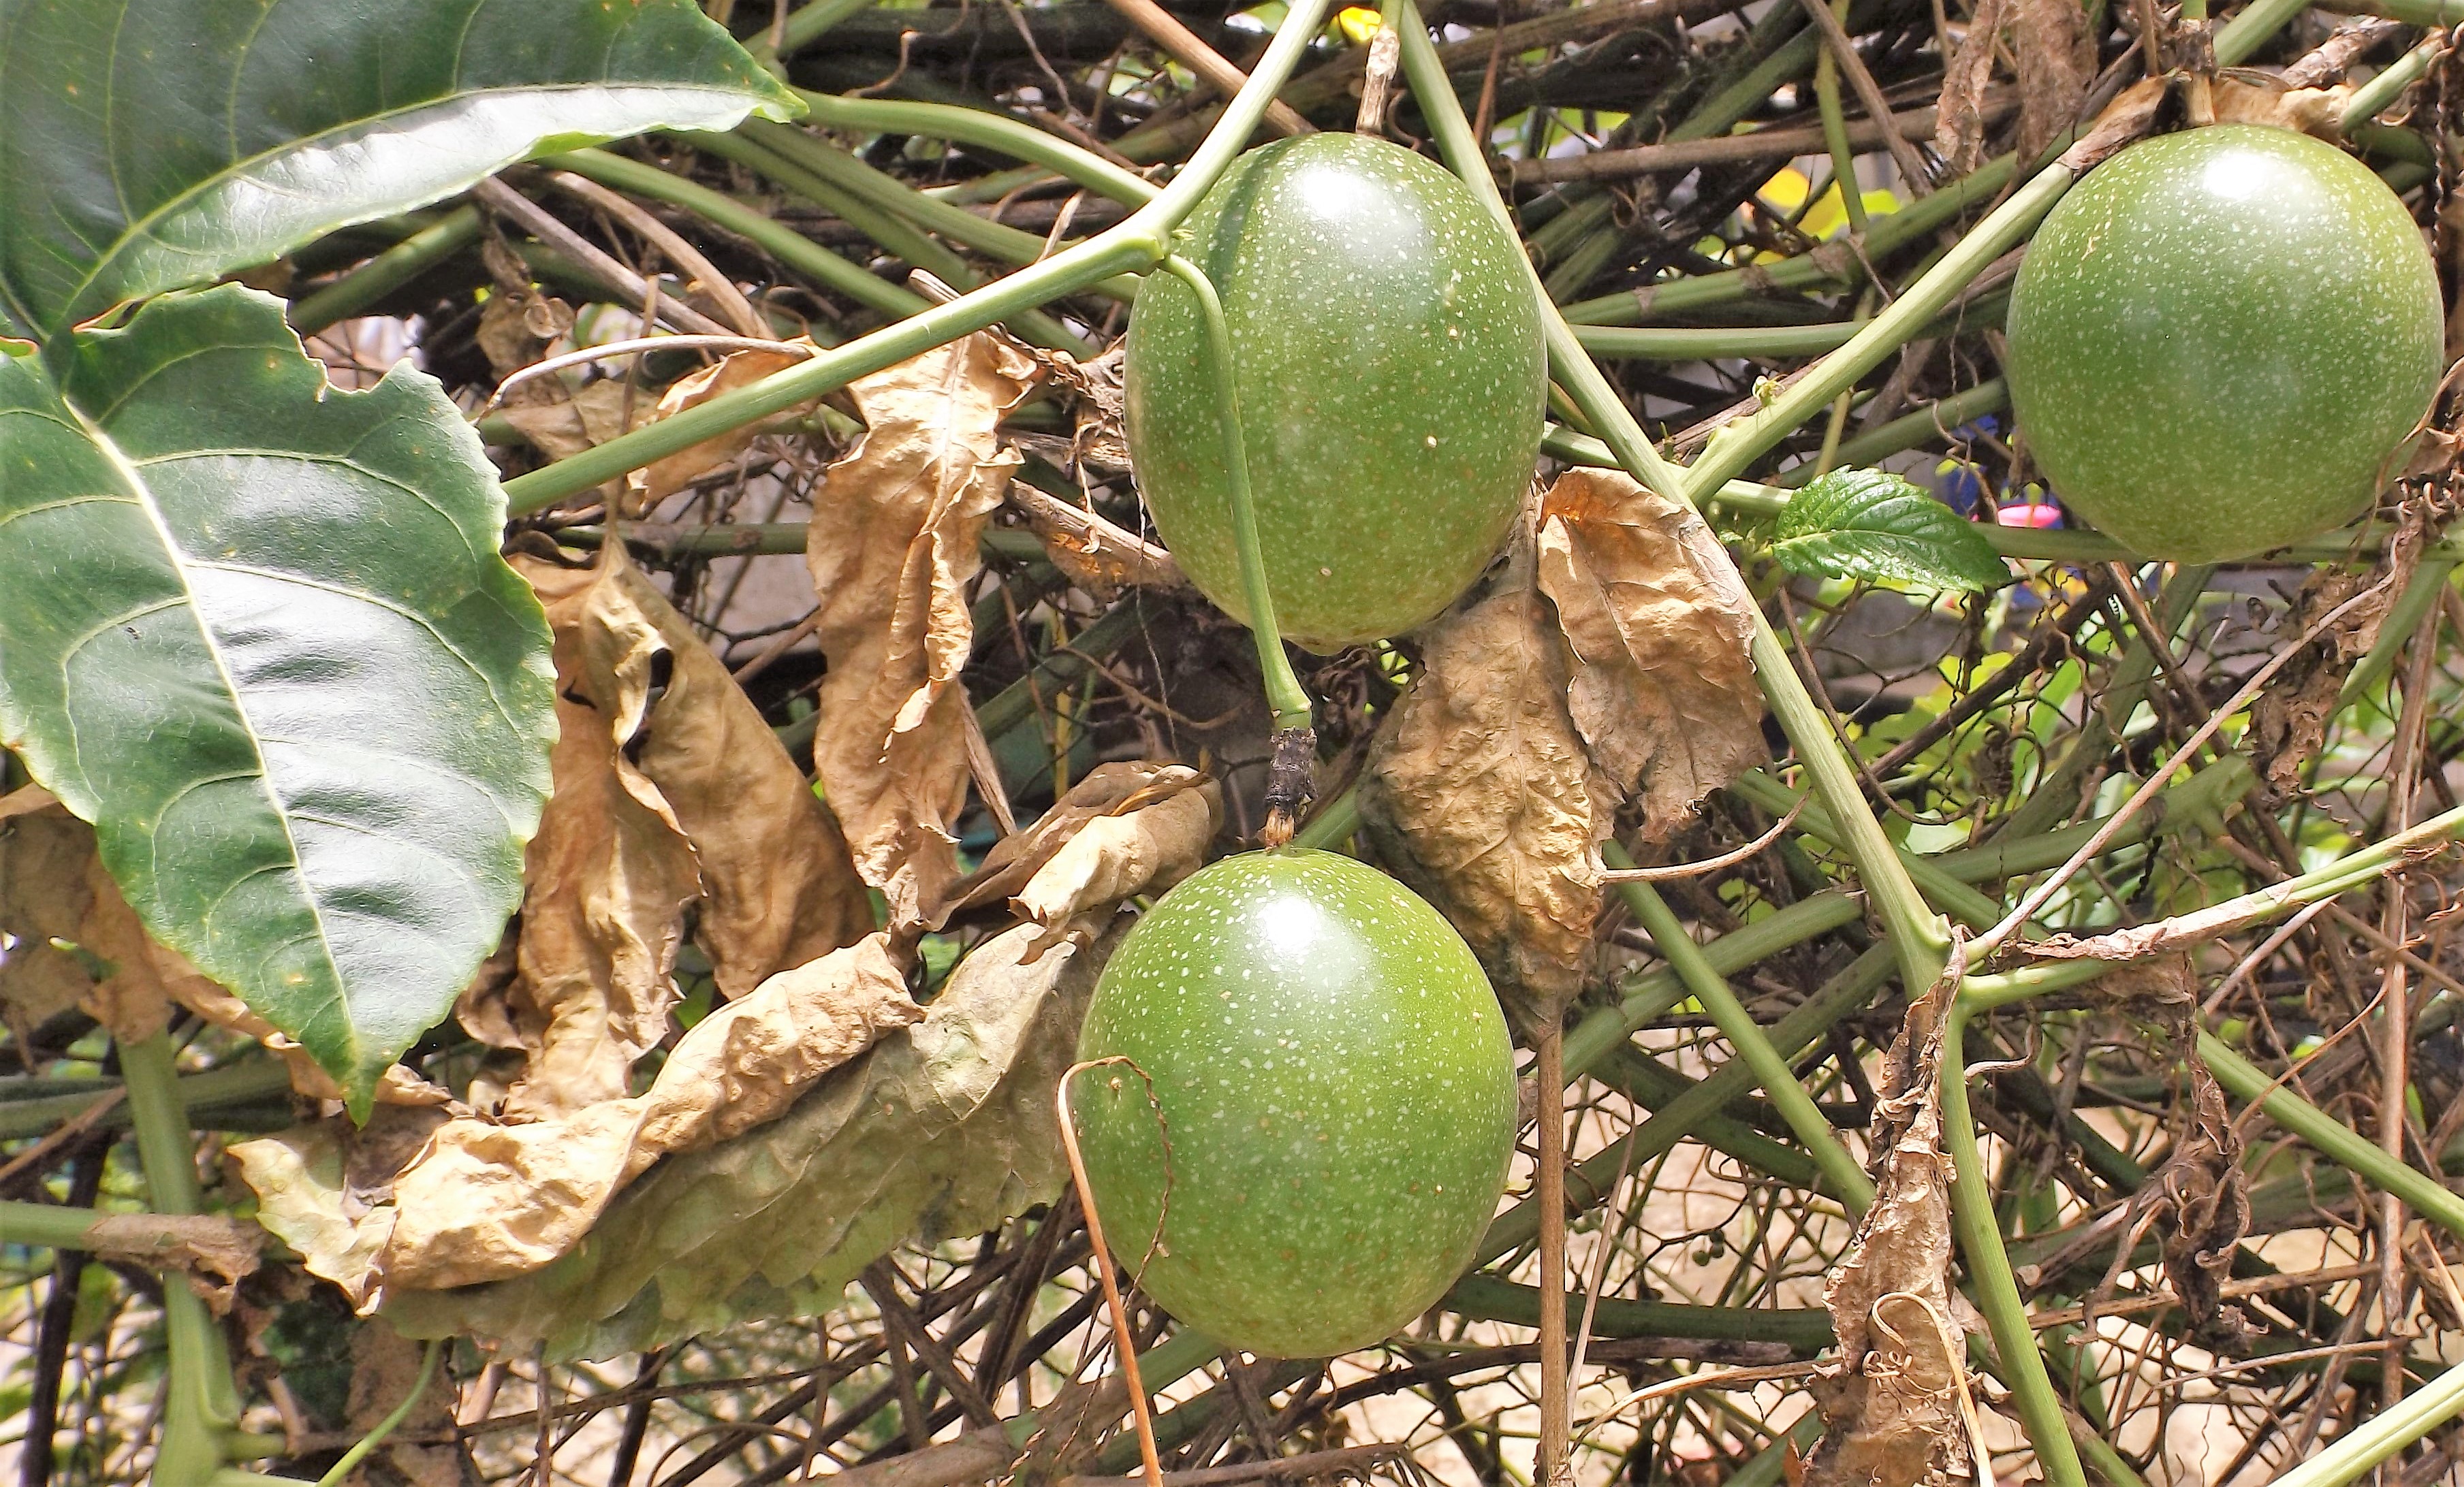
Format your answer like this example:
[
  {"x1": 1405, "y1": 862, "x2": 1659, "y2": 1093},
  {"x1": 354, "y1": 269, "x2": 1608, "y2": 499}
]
[
  {"x1": 1123, "y1": 133, "x2": 1547, "y2": 651},
  {"x1": 1069, "y1": 849, "x2": 1517, "y2": 1358},
  {"x1": 2004, "y1": 123, "x2": 2444, "y2": 562}
]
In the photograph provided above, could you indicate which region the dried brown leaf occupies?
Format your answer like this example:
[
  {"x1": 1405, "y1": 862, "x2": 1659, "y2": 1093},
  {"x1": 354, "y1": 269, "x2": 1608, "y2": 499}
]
[
  {"x1": 78, "y1": 1214, "x2": 262, "y2": 1309},
  {"x1": 627, "y1": 338, "x2": 819, "y2": 513},
  {"x1": 366, "y1": 934, "x2": 916, "y2": 1294},
  {"x1": 377, "y1": 918, "x2": 1111, "y2": 1357},
  {"x1": 1535, "y1": 468, "x2": 1765, "y2": 841},
  {"x1": 2010, "y1": 0, "x2": 2097, "y2": 159},
  {"x1": 1811, "y1": 953, "x2": 1974, "y2": 1487},
  {"x1": 2245, "y1": 512, "x2": 2423, "y2": 805},
  {"x1": 1362, "y1": 581, "x2": 1602, "y2": 1026},
  {"x1": 938, "y1": 763, "x2": 1221, "y2": 942},
  {"x1": 2212, "y1": 76, "x2": 2351, "y2": 138},
  {"x1": 496, "y1": 383, "x2": 647, "y2": 462},
  {"x1": 1935, "y1": 0, "x2": 2016, "y2": 174},
  {"x1": 808, "y1": 334, "x2": 1042, "y2": 933},
  {"x1": 479, "y1": 551, "x2": 873, "y2": 1121}
]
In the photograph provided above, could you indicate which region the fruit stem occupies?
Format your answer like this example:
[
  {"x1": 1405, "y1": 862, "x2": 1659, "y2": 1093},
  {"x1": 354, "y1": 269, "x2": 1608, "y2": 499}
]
[
  {"x1": 1157, "y1": 253, "x2": 1317, "y2": 843},
  {"x1": 1056, "y1": 1062, "x2": 1169, "y2": 1487}
]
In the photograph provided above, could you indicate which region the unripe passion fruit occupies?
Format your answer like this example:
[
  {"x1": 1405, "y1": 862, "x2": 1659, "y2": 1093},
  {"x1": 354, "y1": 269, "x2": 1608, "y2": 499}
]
[
  {"x1": 2004, "y1": 124, "x2": 2443, "y2": 562},
  {"x1": 1070, "y1": 849, "x2": 1516, "y2": 1358},
  {"x1": 1124, "y1": 133, "x2": 1547, "y2": 652}
]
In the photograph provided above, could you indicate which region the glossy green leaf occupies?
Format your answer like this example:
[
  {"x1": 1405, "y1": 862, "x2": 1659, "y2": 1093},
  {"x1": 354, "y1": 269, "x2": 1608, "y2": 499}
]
[
  {"x1": 1771, "y1": 466, "x2": 2009, "y2": 592},
  {"x1": 0, "y1": 285, "x2": 556, "y2": 1111},
  {"x1": 0, "y1": 0, "x2": 802, "y2": 340}
]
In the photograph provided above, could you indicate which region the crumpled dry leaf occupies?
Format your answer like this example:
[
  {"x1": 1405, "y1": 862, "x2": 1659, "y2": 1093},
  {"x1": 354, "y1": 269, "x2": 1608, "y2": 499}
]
[
  {"x1": 2093, "y1": 956, "x2": 2251, "y2": 1347},
  {"x1": 938, "y1": 763, "x2": 1222, "y2": 942},
  {"x1": 1363, "y1": 577, "x2": 1604, "y2": 1027},
  {"x1": 808, "y1": 334, "x2": 1042, "y2": 933},
  {"x1": 1810, "y1": 951, "x2": 1975, "y2": 1487},
  {"x1": 496, "y1": 383, "x2": 648, "y2": 462},
  {"x1": 380, "y1": 934, "x2": 915, "y2": 1293},
  {"x1": 227, "y1": 1104, "x2": 453, "y2": 1312},
  {"x1": 0, "y1": 797, "x2": 448, "y2": 1106},
  {"x1": 2010, "y1": 0, "x2": 2096, "y2": 160},
  {"x1": 2212, "y1": 75, "x2": 2350, "y2": 138},
  {"x1": 627, "y1": 338, "x2": 819, "y2": 513},
  {"x1": 1535, "y1": 468, "x2": 1765, "y2": 842},
  {"x1": 478, "y1": 550, "x2": 872, "y2": 1121},
  {"x1": 377, "y1": 918, "x2": 1113, "y2": 1359},
  {"x1": 1935, "y1": 0, "x2": 2015, "y2": 174},
  {"x1": 2246, "y1": 507, "x2": 2426, "y2": 805},
  {"x1": 240, "y1": 934, "x2": 916, "y2": 1303}
]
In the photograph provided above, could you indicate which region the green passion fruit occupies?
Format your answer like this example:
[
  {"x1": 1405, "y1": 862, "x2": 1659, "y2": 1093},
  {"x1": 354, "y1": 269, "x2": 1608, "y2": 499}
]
[
  {"x1": 2004, "y1": 123, "x2": 2443, "y2": 562},
  {"x1": 1069, "y1": 849, "x2": 1517, "y2": 1358},
  {"x1": 1123, "y1": 133, "x2": 1547, "y2": 652}
]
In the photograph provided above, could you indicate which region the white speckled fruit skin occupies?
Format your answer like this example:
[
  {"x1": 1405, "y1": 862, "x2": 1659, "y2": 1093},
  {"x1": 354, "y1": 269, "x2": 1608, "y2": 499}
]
[
  {"x1": 1124, "y1": 133, "x2": 1547, "y2": 652},
  {"x1": 1071, "y1": 849, "x2": 1517, "y2": 1359},
  {"x1": 2004, "y1": 124, "x2": 2444, "y2": 562}
]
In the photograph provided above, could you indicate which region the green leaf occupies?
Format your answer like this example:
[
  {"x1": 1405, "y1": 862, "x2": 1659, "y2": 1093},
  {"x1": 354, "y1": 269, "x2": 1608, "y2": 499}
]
[
  {"x1": 0, "y1": 285, "x2": 556, "y2": 1111},
  {"x1": 0, "y1": 0, "x2": 802, "y2": 340},
  {"x1": 1771, "y1": 466, "x2": 2010, "y2": 592}
]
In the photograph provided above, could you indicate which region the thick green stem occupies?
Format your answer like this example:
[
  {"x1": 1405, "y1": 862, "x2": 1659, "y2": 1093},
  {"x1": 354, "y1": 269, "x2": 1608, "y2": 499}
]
[
  {"x1": 2264, "y1": 1352, "x2": 2464, "y2": 1487},
  {"x1": 1809, "y1": 0, "x2": 1870, "y2": 239},
  {"x1": 1941, "y1": 1007, "x2": 2089, "y2": 1487},
  {"x1": 1156, "y1": 256, "x2": 1312, "y2": 738},
  {"x1": 500, "y1": 0, "x2": 1336, "y2": 514},
  {"x1": 1607, "y1": 852, "x2": 1874, "y2": 1208},
  {"x1": 123, "y1": 1035, "x2": 250, "y2": 1487},
  {"x1": 289, "y1": 206, "x2": 481, "y2": 334},
  {"x1": 2200, "y1": 1032, "x2": 2464, "y2": 1240}
]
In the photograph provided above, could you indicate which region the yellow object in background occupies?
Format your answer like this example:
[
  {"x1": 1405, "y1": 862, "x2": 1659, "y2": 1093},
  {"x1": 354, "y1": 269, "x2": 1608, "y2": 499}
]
[
  {"x1": 1757, "y1": 165, "x2": 1901, "y2": 240},
  {"x1": 1335, "y1": 5, "x2": 1383, "y2": 43}
]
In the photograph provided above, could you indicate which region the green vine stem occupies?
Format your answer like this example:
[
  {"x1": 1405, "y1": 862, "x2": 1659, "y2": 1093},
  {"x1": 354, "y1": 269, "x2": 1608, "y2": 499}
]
[
  {"x1": 1807, "y1": 0, "x2": 1870, "y2": 239},
  {"x1": 499, "y1": 0, "x2": 1338, "y2": 515},
  {"x1": 1156, "y1": 253, "x2": 1316, "y2": 840},
  {"x1": 288, "y1": 207, "x2": 483, "y2": 335},
  {"x1": 1940, "y1": 1005, "x2": 2089, "y2": 1487},
  {"x1": 2199, "y1": 1034, "x2": 2464, "y2": 1239},
  {"x1": 546, "y1": 148, "x2": 934, "y2": 321},
  {"x1": 793, "y1": 89, "x2": 1158, "y2": 206},
  {"x1": 311, "y1": 1343, "x2": 442, "y2": 1487},
  {"x1": 1395, "y1": 0, "x2": 1956, "y2": 997},
  {"x1": 2268, "y1": 1352, "x2": 2464, "y2": 1487},
  {"x1": 121, "y1": 1034, "x2": 249, "y2": 1487},
  {"x1": 1605, "y1": 849, "x2": 1875, "y2": 1208}
]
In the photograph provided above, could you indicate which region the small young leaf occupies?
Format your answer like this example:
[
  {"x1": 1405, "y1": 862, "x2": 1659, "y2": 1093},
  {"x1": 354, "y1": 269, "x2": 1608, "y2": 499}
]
[{"x1": 1771, "y1": 467, "x2": 2010, "y2": 592}]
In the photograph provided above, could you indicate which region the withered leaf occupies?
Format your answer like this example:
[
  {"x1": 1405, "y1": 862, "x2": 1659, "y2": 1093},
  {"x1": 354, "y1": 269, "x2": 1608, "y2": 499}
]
[
  {"x1": 1810, "y1": 955, "x2": 1974, "y2": 1487},
  {"x1": 2211, "y1": 76, "x2": 2350, "y2": 138},
  {"x1": 496, "y1": 381, "x2": 646, "y2": 462},
  {"x1": 938, "y1": 762, "x2": 1222, "y2": 940},
  {"x1": 1535, "y1": 468, "x2": 1765, "y2": 842},
  {"x1": 627, "y1": 338, "x2": 819, "y2": 513},
  {"x1": 377, "y1": 918, "x2": 1113, "y2": 1359},
  {"x1": 1007, "y1": 481, "x2": 1185, "y2": 596},
  {"x1": 808, "y1": 334, "x2": 1042, "y2": 933},
  {"x1": 375, "y1": 933, "x2": 917, "y2": 1292},
  {"x1": 1934, "y1": 0, "x2": 2015, "y2": 174},
  {"x1": 1363, "y1": 579, "x2": 1602, "y2": 1027},
  {"x1": 78, "y1": 1213, "x2": 262, "y2": 1308},
  {"x1": 2009, "y1": 0, "x2": 2096, "y2": 161},
  {"x1": 237, "y1": 936, "x2": 916, "y2": 1305},
  {"x1": 480, "y1": 550, "x2": 872, "y2": 1121}
]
